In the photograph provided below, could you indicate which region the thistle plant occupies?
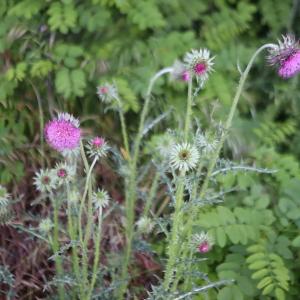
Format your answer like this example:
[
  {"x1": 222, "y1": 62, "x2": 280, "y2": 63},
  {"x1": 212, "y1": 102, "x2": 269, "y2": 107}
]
[{"x1": 5, "y1": 34, "x2": 299, "y2": 299}]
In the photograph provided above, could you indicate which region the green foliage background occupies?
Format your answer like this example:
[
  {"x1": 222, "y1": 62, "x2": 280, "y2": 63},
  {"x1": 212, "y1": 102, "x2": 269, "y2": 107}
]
[{"x1": 0, "y1": 0, "x2": 300, "y2": 299}]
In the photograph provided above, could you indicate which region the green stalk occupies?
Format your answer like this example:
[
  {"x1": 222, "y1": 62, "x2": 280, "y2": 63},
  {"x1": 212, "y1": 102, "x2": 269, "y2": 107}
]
[
  {"x1": 87, "y1": 206, "x2": 103, "y2": 299},
  {"x1": 117, "y1": 67, "x2": 172, "y2": 299},
  {"x1": 198, "y1": 44, "x2": 276, "y2": 199},
  {"x1": 184, "y1": 79, "x2": 193, "y2": 139},
  {"x1": 51, "y1": 194, "x2": 65, "y2": 300},
  {"x1": 163, "y1": 173, "x2": 185, "y2": 290},
  {"x1": 30, "y1": 81, "x2": 45, "y2": 168},
  {"x1": 116, "y1": 97, "x2": 130, "y2": 158},
  {"x1": 79, "y1": 141, "x2": 96, "y2": 295},
  {"x1": 163, "y1": 77, "x2": 193, "y2": 291},
  {"x1": 66, "y1": 184, "x2": 84, "y2": 298},
  {"x1": 174, "y1": 162, "x2": 204, "y2": 291},
  {"x1": 142, "y1": 171, "x2": 160, "y2": 219}
]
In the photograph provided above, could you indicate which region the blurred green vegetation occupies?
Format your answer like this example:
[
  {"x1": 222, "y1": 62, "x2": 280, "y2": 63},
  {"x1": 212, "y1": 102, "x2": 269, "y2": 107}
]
[{"x1": 0, "y1": 0, "x2": 300, "y2": 299}]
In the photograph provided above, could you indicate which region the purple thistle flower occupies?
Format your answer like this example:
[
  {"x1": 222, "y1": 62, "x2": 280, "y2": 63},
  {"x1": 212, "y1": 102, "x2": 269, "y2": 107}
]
[
  {"x1": 278, "y1": 50, "x2": 300, "y2": 78},
  {"x1": 45, "y1": 113, "x2": 81, "y2": 154},
  {"x1": 191, "y1": 232, "x2": 214, "y2": 254},
  {"x1": 198, "y1": 241, "x2": 211, "y2": 253},
  {"x1": 267, "y1": 34, "x2": 300, "y2": 78}
]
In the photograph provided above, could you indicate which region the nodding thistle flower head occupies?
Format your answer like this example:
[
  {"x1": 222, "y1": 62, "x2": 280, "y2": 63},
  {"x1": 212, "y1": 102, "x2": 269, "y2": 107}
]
[
  {"x1": 136, "y1": 216, "x2": 154, "y2": 234},
  {"x1": 191, "y1": 232, "x2": 214, "y2": 254},
  {"x1": 45, "y1": 113, "x2": 81, "y2": 155},
  {"x1": 267, "y1": 34, "x2": 300, "y2": 78},
  {"x1": 92, "y1": 188, "x2": 110, "y2": 210},
  {"x1": 39, "y1": 218, "x2": 53, "y2": 233},
  {"x1": 33, "y1": 169, "x2": 57, "y2": 193},
  {"x1": 54, "y1": 163, "x2": 75, "y2": 186},
  {"x1": 86, "y1": 136, "x2": 110, "y2": 159},
  {"x1": 169, "y1": 142, "x2": 199, "y2": 172},
  {"x1": 184, "y1": 48, "x2": 215, "y2": 86},
  {"x1": 170, "y1": 60, "x2": 190, "y2": 82},
  {"x1": 97, "y1": 83, "x2": 118, "y2": 103}
]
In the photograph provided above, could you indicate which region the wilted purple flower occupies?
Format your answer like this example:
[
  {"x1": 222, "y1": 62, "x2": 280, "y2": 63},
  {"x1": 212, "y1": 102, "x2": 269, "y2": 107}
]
[
  {"x1": 45, "y1": 113, "x2": 81, "y2": 154},
  {"x1": 267, "y1": 34, "x2": 300, "y2": 78}
]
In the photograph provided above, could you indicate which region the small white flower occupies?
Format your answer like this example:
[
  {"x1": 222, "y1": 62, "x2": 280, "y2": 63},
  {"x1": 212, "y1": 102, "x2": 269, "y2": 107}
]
[
  {"x1": 96, "y1": 83, "x2": 118, "y2": 103},
  {"x1": 54, "y1": 163, "x2": 75, "y2": 186},
  {"x1": 191, "y1": 232, "x2": 214, "y2": 253},
  {"x1": 184, "y1": 48, "x2": 215, "y2": 86},
  {"x1": 92, "y1": 188, "x2": 110, "y2": 209},
  {"x1": 39, "y1": 218, "x2": 53, "y2": 233},
  {"x1": 86, "y1": 136, "x2": 110, "y2": 159},
  {"x1": 136, "y1": 216, "x2": 154, "y2": 234},
  {"x1": 33, "y1": 169, "x2": 57, "y2": 193},
  {"x1": 169, "y1": 142, "x2": 199, "y2": 172}
]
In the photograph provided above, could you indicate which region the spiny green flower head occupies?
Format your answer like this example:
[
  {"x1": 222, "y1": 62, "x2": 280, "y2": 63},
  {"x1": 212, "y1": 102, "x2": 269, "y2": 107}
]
[
  {"x1": 53, "y1": 162, "x2": 75, "y2": 186},
  {"x1": 136, "y1": 216, "x2": 154, "y2": 234},
  {"x1": 33, "y1": 169, "x2": 57, "y2": 193},
  {"x1": 86, "y1": 136, "x2": 110, "y2": 160},
  {"x1": 92, "y1": 188, "x2": 110, "y2": 210},
  {"x1": 191, "y1": 232, "x2": 214, "y2": 253},
  {"x1": 39, "y1": 218, "x2": 53, "y2": 233},
  {"x1": 169, "y1": 142, "x2": 199, "y2": 172},
  {"x1": 184, "y1": 48, "x2": 215, "y2": 86},
  {"x1": 96, "y1": 83, "x2": 118, "y2": 104}
]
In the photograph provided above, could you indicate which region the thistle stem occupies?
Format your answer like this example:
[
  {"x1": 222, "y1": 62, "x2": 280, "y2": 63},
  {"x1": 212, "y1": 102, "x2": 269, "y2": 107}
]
[
  {"x1": 66, "y1": 183, "x2": 83, "y2": 298},
  {"x1": 184, "y1": 78, "x2": 193, "y2": 140},
  {"x1": 87, "y1": 206, "x2": 103, "y2": 299},
  {"x1": 51, "y1": 194, "x2": 65, "y2": 300},
  {"x1": 116, "y1": 97, "x2": 130, "y2": 158},
  {"x1": 142, "y1": 171, "x2": 160, "y2": 219},
  {"x1": 198, "y1": 44, "x2": 276, "y2": 200},
  {"x1": 163, "y1": 173, "x2": 185, "y2": 290},
  {"x1": 117, "y1": 67, "x2": 172, "y2": 299},
  {"x1": 164, "y1": 76, "x2": 193, "y2": 291}
]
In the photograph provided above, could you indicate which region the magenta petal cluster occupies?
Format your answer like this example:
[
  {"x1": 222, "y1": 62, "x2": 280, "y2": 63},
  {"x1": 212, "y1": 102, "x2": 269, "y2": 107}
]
[
  {"x1": 278, "y1": 50, "x2": 300, "y2": 78},
  {"x1": 198, "y1": 241, "x2": 210, "y2": 253},
  {"x1": 45, "y1": 113, "x2": 81, "y2": 153},
  {"x1": 268, "y1": 35, "x2": 300, "y2": 79}
]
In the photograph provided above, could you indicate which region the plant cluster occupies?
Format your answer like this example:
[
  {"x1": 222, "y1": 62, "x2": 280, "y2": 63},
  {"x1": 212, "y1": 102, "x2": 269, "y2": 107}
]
[{"x1": 1, "y1": 1, "x2": 300, "y2": 300}]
